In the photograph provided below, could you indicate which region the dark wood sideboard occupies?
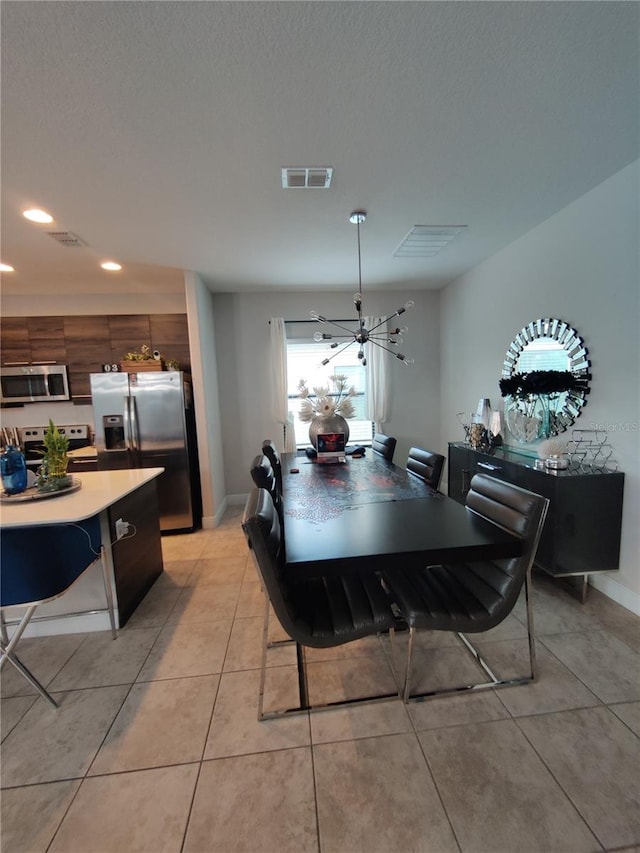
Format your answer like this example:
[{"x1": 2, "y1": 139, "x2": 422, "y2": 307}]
[{"x1": 448, "y1": 442, "x2": 625, "y2": 599}]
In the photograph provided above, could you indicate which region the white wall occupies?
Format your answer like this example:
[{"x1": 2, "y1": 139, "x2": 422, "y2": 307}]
[
  {"x1": 0, "y1": 293, "x2": 186, "y2": 316},
  {"x1": 440, "y1": 161, "x2": 640, "y2": 613},
  {"x1": 184, "y1": 272, "x2": 226, "y2": 527},
  {"x1": 211, "y1": 290, "x2": 441, "y2": 498}
]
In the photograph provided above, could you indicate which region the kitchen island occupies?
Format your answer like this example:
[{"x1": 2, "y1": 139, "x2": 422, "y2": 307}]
[{"x1": 1, "y1": 468, "x2": 164, "y2": 635}]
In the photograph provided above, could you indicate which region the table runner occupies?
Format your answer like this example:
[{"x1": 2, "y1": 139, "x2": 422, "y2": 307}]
[{"x1": 283, "y1": 455, "x2": 441, "y2": 523}]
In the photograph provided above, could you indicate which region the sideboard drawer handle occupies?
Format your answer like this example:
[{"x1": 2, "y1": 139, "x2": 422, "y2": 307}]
[{"x1": 477, "y1": 462, "x2": 501, "y2": 471}]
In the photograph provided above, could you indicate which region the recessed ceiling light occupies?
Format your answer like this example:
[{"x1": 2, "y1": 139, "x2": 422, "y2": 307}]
[
  {"x1": 0, "y1": 263, "x2": 15, "y2": 272},
  {"x1": 23, "y1": 208, "x2": 54, "y2": 224},
  {"x1": 101, "y1": 261, "x2": 122, "y2": 271}
]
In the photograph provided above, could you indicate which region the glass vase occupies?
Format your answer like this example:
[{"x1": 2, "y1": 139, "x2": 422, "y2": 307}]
[
  {"x1": 1, "y1": 444, "x2": 28, "y2": 495},
  {"x1": 504, "y1": 395, "x2": 550, "y2": 443}
]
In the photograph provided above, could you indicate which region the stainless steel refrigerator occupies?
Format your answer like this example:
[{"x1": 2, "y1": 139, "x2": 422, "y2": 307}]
[{"x1": 90, "y1": 371, "x2": 201, "y2": 533}]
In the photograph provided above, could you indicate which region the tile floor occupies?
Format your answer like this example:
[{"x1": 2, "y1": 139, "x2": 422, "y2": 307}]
[{"x1": 1, "y1": 506, "x2": 639, "y2": 853}]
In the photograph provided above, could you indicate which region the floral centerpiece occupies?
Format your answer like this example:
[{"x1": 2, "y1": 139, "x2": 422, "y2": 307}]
[{"x1": 297, "y1": 374, "x2": 356, "y2": 448}]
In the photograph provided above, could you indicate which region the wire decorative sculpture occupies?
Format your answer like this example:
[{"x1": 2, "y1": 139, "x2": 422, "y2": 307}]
[{"x1": 566, "y1": 429, "x2": 618, "y2": 472}]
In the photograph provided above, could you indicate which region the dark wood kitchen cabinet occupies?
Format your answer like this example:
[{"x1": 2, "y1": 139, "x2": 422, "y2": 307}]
[
  {"x1": 64, "y1": 315, "x2": 111, "y2": 398},
  {"x1": 448, "y1": 442, "x2": 625, "y2": 583},
  {"x1": 1, "y1": 313, "x2": 191, "y2": 401},
  {"x1": 28, "y1": 317, "x2": 67, "y2": 364},
  {"x1": 0, "y1": 318, "x2": 31, "y2": 365},
  {"x1": 1, "y1": 317, "x2": 68, "y2": 366}
]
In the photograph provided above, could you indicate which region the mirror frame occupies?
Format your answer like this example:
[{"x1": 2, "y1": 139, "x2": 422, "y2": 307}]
[{"x1": 501, "y1": 318, "x2": 591, "y2": 435}]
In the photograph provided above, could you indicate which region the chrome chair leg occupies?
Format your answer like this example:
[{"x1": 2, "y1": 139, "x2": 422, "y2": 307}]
[
  {"x1": 403, "y1": 627, "x2": 416, "y2": 703},
  {"x1": 0, "y1": 609, "x2": 58, "y2": 708},
  {"x1": 401, "y1": 572, "x2": 538, "y2": 703},
  {"x1": 524, "y1": 573, "x2": 537, "y2": 680},
  {"x1": 257, "y1": 595, "x2": 270, "y2": 721},
  {"x1": 99, "y1": 546, "x2": 118, "y2": 640}
]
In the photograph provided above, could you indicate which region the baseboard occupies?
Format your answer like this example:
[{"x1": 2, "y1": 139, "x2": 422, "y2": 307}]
[
  {"x1": 589, "y1": 573, "x2": 640, "y2": 616},
  {"x1": 226, "y1": 493, "x2": 248, "y2": 506}
]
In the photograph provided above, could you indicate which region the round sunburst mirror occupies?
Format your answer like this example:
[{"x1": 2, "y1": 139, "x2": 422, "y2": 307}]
[{"x1": 501, "y1": 318, "x2": 591, "y2": 437}]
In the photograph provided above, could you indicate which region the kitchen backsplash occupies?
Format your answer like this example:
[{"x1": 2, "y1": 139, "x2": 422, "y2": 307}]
[{"x1": 0, "y1": 401, "x2": 95, "y2": 438}]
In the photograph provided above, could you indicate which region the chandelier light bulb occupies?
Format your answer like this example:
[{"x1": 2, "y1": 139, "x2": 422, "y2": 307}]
[
  {"x1": 313, "y1": 331, "x2": 325, "y2": 342},
  {"x1": 404, "y1": 300, "x2": 415, "y2": 311}
]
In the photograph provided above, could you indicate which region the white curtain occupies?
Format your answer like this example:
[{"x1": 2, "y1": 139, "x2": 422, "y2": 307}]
[
  {"x1": 270, "y1": 318, "x2": 297, "y2": 452},
  {"x1": 364, "y1": 315, "x2": 389, "y2": 430}
]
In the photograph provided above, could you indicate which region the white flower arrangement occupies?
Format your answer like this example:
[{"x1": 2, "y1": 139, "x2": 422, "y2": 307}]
[{"x1": 296, "y1": 374, "x2": 357, "y2": 422}]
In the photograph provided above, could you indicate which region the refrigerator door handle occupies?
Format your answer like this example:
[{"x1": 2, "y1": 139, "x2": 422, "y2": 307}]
[
  {"x1": 123, "y1": 395, "x2": 136, "y2": 451},
  {"x1": 129, "y1": 395, "x2": 140, "y2": 452}
]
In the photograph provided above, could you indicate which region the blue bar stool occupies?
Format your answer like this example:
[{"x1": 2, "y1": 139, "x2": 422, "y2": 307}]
[{"x1": 1, "y1": 516, "x2": 117, "y2": 708}]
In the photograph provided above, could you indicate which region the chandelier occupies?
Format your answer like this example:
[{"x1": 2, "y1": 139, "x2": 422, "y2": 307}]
[{"x1": 310, "y1": 211, "x2": 415, "y2": 367}]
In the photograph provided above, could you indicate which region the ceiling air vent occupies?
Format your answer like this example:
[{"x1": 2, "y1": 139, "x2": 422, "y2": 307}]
[
  {"x1": 46, "y1": 231, "x2": 88, "y2": 248},
  {"x1": 281, "y1": 167, "x2": 333, "y2": 189},
  {"x1": 393, "y1": 225, "x2": 467, "y2": 258}
]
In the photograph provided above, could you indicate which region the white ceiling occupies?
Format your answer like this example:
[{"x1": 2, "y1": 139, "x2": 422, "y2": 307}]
[{"x1": 1, "y1": 1, "x2": 638, "y2": 297}]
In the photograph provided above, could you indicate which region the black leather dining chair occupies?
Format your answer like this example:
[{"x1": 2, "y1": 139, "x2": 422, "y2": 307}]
[
  {"x1": 242, "y1": 487, "x2": 400, "y2": 718},
  {"x1": 406, "y1": 446, "x2": 446, "y2": 491},
  {"x1": 384, "y1": 473, "x2": 549, "y2": 702},
  {"x1": 1, "y1": 516, "x2": 117, "y2": 708},
  {"x1": 261, "y1": 439, "x2": 282, "y2": 493},
  {"x1": 371, "y1": 433, "x2": 397, "y2": 462},
  {"x1": 249, "y1": 454, "x2": 283, "y2": 520}
]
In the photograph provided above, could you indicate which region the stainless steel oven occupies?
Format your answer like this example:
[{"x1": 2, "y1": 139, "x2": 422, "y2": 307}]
[
  {"x1": 21, "y1": 424, "x2": 92, "y2": 470},
  {"x1": 1, "y1": 364, "x2": 70, "y2": 404}
]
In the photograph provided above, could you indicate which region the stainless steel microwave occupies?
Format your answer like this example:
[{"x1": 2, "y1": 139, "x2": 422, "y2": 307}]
[{"x1": 1, "y1": 364, "x2": 71, "y2": 403}]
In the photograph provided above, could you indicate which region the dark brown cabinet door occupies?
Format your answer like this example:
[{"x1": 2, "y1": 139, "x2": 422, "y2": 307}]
[
  {"x1": 64, "y1": 316, "x2": 110, "y2": 399},
  {"x1": 149, "y1": 314, "x2": 191, "y2": 373},
  {"x1": 28, "y1": 317, "x2": 67, "y2": 364},
  {"x1": 1, "y1": 317, "x2": 31, "y2": 365},
  {"x1": 108, "y1": 315, "x2": 152, "y2": 365}
]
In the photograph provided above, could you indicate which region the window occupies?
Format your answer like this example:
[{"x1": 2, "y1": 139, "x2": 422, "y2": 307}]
[{"x1": 286, "y1": 340, "x2": 373, "y2": 447}]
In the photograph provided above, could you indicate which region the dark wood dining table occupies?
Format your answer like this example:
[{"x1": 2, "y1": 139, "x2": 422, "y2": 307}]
[{"x1": 282, "y1": 451, "x2": 523, "y2": 577}]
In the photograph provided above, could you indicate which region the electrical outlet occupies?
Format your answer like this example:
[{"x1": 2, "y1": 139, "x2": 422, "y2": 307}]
[{"x1": 115, "y1": 518, "x2": 129, "y2": 540}]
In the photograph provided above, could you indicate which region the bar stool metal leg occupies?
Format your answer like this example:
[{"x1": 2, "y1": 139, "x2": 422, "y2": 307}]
[{"x1": 0, "y1": 610, "x2": 58, "y2": 708}]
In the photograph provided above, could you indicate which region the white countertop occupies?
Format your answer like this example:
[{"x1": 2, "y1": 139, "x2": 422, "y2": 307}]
[{"x1": 0, "y1": 468, "x2": 164, "y2": 528}]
